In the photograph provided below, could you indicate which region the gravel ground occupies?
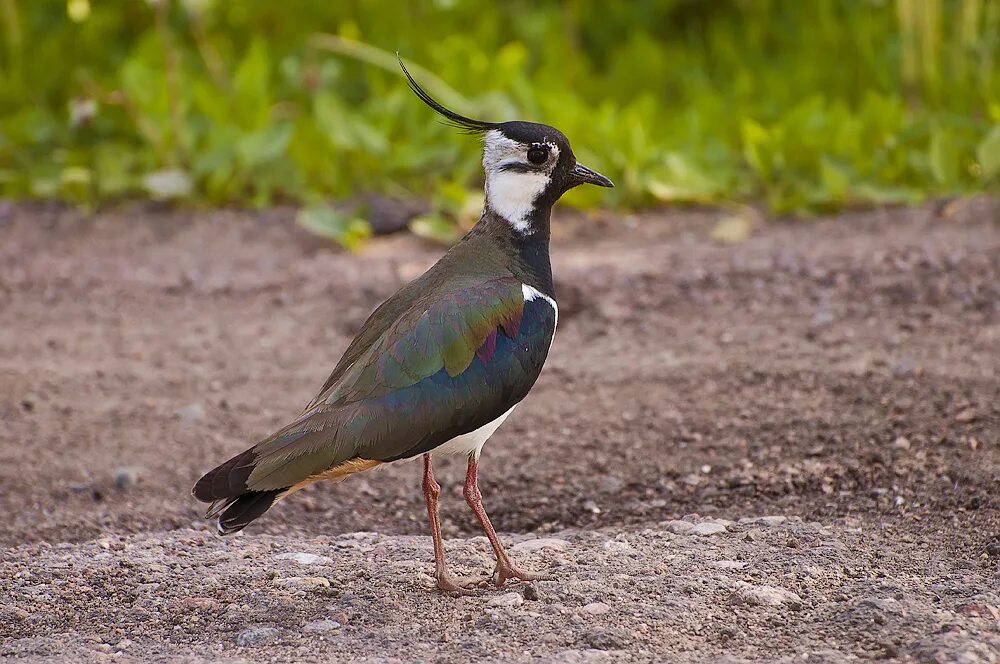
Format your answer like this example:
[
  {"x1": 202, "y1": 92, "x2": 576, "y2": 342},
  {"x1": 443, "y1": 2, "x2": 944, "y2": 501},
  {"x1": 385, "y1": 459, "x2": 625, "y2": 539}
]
[
  {"x1": 0, "y1": 199, "x2": 998, "y2": 662},
  {"x1": 3, "y1": 519, "x2": 998, "y2": 662}
]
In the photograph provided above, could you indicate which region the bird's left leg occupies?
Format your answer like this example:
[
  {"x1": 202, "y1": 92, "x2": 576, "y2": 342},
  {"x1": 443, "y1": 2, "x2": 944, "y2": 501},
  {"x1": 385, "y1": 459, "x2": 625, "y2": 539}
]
[
  {"x1": 422, "y1": 454, "x2": 490, "y2": 593},
  {"x1": 462, "y1": 456, "x2": 551, "y2": 587}
]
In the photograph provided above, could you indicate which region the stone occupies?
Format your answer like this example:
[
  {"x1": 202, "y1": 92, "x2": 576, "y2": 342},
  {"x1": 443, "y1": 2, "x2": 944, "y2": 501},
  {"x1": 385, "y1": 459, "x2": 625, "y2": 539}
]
[
  {"x1": 235, "y1": 626, "x2": 281, "y2": 647},
  {"x1": 2, "y1": 605, "x2": 31, "y2": 621},
  {"x1": 554, "y1": 649, "x2": 619, "y2": 663},
  {"x1": 303, "y1": 619, "x2": 341, "y2": 633},
  {"x1": 665, "y1": 520, "x2": 694, "y2": 534},
  {"x1": 271, "y1": 576, "x2": 330, "y2": 590},
  {"x1": 955, "y1": 407, "x2": 977, "y2": 423},
  {"x1": 690, "y1": 522, "x2": 727, "y2": 536},
  {"x1": 175, "y1": 403, "x2": 206, "y2": 422},
  {"x1": 603, "y1": 539, "x2": 632, "y2": 553},
  {"x1": 113, "y1": 468, "x2": 138, "y2": 490},
  {"x1": 488, "y1": 592, "x2": 524, "y2": 608},
  {"x1": 756, "y1": 516, "x2": 787, "y2": 526},
  {"x1": 737, "y1": 516, "x2": 787, "y2": 527},
  {"x1": 511, "y1": 538, "x2": 571, "y2": 553},
  {"x1": 731, "y1": 584, "x2": 803, "y2": 610},
  {"x1": 582, "y1": 602, "x2": 612, "y2": 615},
  {"x1": 584, "y1": 627, "x2": 630, "y2": 650},
  {"x1": 596, "y1": 474, "x2": 625, "y2": 493},
  {"x1": 712, "y1": 560, "x2": 747, "y2": 570},
  {"x1": 892, "y1": 359, "x2": 916, "y2": 377},
  {"x1": 172, "y1": 597, "x2": 221, "y2": 613},
  {"x1": 274, "y1": 552, "x2": 333, "y2": 566}
]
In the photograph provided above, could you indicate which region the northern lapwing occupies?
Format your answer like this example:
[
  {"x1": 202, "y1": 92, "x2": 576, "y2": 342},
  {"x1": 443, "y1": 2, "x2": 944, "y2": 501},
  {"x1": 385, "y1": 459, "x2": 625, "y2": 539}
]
[{"x1": 192, "y1": 59, "x2": 613, "y2": 593}]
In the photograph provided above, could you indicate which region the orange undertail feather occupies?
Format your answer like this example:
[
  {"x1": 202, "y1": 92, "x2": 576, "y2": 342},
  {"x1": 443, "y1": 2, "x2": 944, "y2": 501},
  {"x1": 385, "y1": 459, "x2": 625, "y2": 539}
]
[{"x1": 284, "y1": 458, "x2": 383, "y2": 496}]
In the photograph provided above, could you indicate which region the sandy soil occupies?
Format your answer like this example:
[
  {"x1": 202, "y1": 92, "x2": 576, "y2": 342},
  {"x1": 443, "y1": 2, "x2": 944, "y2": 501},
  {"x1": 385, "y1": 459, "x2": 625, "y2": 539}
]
[{"x1": 1, "y1": 199, "x2": 998, "y2": 662}]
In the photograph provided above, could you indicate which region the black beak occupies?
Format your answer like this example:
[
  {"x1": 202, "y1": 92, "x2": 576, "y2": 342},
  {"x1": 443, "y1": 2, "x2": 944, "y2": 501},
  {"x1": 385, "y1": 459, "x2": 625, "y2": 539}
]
[{"x1": 568, "y1": 162, "x2": 614, "y2": 189}]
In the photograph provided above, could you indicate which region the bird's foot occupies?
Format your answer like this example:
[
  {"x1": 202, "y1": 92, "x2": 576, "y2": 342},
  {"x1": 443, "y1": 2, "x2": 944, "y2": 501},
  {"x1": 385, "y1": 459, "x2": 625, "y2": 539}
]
[
  {"x1": 491, "y1": 561, "x2": 552, "y2": 587},
  {"x1": 435, "y1": 569, "x2": 492, "y2": 595}
]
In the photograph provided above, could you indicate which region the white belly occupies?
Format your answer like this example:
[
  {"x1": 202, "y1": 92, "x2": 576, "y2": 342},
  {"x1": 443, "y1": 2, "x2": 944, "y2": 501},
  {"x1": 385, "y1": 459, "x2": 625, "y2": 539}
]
[{"x1": 433, "y1": 405, "x2": 517, "y2": 458}]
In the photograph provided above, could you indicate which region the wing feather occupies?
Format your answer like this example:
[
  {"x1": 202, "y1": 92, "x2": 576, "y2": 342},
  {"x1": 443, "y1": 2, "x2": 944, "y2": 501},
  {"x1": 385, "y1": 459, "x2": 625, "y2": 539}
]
[{"x1": 232, "y1": 275, "x2": 553, "y2": 492}]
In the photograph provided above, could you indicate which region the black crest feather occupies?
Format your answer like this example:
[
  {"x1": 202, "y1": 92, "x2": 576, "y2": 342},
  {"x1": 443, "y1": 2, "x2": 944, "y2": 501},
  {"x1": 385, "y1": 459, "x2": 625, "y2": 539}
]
[{"x1": 397, "y1": 55, "x2": 497, "y2": 134}]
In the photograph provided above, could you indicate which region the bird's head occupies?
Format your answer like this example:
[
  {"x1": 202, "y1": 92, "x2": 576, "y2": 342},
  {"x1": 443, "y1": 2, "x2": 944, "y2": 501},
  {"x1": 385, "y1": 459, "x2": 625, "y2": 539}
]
[{"x1": 400, "y1": 59, "x2": 613, "y2": 234}]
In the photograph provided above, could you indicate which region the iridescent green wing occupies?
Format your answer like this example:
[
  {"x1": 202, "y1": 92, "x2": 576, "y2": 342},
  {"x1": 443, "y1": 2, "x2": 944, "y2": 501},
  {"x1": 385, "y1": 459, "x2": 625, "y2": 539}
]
[{"x1": 215, "y1": 275, "x2": 555, "y2": 493}]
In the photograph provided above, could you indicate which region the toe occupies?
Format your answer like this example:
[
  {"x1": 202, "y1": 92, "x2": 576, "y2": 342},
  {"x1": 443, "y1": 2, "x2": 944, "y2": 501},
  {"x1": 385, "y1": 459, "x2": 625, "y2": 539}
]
[
  {"x1": 436, "y1": 569, "x2": 492, "y2": 594},
  {"x1": 494, "y1": 564, "x2": 551, "y2": 585}
]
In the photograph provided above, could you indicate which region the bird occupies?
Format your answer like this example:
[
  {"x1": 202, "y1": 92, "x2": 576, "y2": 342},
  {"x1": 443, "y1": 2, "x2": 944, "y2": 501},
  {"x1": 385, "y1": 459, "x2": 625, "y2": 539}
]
[{"x1": 192, "y1": 58, "x2": 613, "y2": 593}]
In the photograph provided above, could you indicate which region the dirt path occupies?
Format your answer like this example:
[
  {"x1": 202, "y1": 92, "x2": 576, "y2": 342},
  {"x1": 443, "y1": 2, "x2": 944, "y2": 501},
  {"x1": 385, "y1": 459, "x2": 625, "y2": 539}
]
[{"x1": 1, "y1": 200, "x2": 998, "y2": 662}]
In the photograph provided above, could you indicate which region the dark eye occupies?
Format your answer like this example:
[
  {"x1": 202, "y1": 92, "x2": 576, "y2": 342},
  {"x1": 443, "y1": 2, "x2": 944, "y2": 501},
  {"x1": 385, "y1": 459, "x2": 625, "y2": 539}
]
[{"x1": 527, "y1": 146, "x2": 549, "y2": 165}]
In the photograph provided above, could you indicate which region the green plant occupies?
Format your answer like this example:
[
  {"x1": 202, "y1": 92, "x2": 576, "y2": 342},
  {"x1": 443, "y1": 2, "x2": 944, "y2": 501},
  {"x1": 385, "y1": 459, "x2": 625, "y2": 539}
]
[{"x1": 0, "y1": 0, "x2": 996, "y2": 246}]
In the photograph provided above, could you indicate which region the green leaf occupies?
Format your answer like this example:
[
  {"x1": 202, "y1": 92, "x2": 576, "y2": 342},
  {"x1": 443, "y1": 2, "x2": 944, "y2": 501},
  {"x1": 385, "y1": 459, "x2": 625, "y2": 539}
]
[
  {"x1": 929, "y1": 128, "x2": 960, "y2": 186},
  {"x1": 740, "y1": 119, "x2": 771, "y2": 177},
  {"x1": 237, "y1": 123, "x2": 294, "y2": 168},
  {"x1": 409, "y1": 213, "x2": 460, "y2": 245},
  {"x1": 976, "y1": 126, "x2": 1000, "y2": 180},
  {"x1": 819, "y1": 156, "x2": 850, "y2": 202},
  {"x1": 232, "y1": 39, "x2": 272, "y2": 126},
  {"x1": 297, "y1": 206, "x2": 372, "y2": 251}
]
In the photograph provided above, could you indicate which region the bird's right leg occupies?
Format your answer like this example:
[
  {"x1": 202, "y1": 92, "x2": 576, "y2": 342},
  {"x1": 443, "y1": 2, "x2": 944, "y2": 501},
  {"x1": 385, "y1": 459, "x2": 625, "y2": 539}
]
[{"x1": 422, "y1": 454, "x2": 489, "y2": 593}]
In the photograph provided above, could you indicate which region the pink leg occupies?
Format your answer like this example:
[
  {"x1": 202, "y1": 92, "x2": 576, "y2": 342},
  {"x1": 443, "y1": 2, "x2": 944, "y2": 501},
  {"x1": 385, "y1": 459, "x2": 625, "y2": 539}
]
[
  {"x1": 422, "y1": 454, "x2": 489, "y2": 593},
  {"x1": 463, "y1": 456, "x2": 550, "y2": 587}
]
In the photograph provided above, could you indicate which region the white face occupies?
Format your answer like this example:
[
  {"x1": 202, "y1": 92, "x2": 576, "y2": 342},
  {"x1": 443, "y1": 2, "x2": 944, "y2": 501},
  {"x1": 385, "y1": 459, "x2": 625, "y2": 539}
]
[{"x1": 482, "y1": 130, "x2": 560, "y2": 233}]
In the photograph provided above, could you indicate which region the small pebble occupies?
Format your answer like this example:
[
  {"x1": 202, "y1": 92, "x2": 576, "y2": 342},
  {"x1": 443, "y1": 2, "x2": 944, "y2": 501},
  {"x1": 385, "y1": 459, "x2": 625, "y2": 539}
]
[
  {"x1": 4, "y1": 605, "x2": 31, "y2": 621},
  {"x1": 172, "y1": 597, "x2": 221, "y2": 613},
  {"x1": 954, "y1": 407, "x2": 977, "y2": 423},
  {"x1": 596, "y1": 474, "x2": 624, "y2": 492},
  {"x1": 731, "y1": 584, "x2": 803, "y2": 610},
  {"x1": 271, "y1": 576, "x2": 330, "y2": 590},
  {"x1": 665, "y1": 520, "x2": 694, "y2": 534},
  {"x1": 235, "y1": 626, "x2": 281, "y2": 647},
  {"x1": 891, "y1": 359, "x2": 916, "y2": 377},
  {"x1": 523, "y1": 585, "x2": 540, "y2": 601},
  {"x1": 603, "y1": 539, "x2": 632, "y2": 553},
  {"x1": 488, "y1": 592, "x2": 524, "y2": 608},
  {"x1": 175, "y1": 403, "x2": 206, "y2": 422},
  {"x1": 274, "y1": 552, "x2": 333, "y2": 565},
  {"x1": 303, "y1": 619, "x2": 341, "y2": 633},
  {"x1": 811, "y1": 310, "x2": 834, "y2": 328},
  {"x1": 738, "y1": 516, "x2": 787, "y2": 527},
  {"x1": 113, "y1": 468, "x2": 138, "y2": 490},
  {"x1": 712, "y1": 560, "x2": 747, "y2": 570},
  {"x1": 690, "y1": 522, "x2": 727, "y2": 536},
  {"x1": 511, "y1": 538, "x2": 570, "y2": 553},
  {"x1": 582, "y1": 602, "x2": 612, "y2": 615}
]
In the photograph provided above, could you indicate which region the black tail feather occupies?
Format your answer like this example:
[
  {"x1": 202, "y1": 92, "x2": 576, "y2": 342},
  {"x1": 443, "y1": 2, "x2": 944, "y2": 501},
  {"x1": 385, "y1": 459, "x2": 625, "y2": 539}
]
[
  {"x1": 192, "y1": 448, "x2": 284, "y2": 535},
  {"x1": 214, "y1": 490, "x2": 280, "y2": 535},
  {"x1": 191, "y1": 448, "x2": 258, "y2": 503}
]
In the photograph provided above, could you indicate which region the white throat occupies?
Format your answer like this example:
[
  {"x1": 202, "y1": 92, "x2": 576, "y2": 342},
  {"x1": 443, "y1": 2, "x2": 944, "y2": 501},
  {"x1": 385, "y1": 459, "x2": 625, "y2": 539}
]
[
  {"x1": 485, "y1": 170, "x2": 548, "y2": 233},
  {"x1": 482, "y1": 129, "x2": 557, "y2": 233}
]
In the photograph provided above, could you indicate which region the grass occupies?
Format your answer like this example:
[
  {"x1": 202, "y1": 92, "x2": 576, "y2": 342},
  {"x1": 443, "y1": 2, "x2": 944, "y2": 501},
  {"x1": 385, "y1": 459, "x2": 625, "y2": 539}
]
[{"x1": 0, "y1": 1, "x2": 997, "y2": 244}]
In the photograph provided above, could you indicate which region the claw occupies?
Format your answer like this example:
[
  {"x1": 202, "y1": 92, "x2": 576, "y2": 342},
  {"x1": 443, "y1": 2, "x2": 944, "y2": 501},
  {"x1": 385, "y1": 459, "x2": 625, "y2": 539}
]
[
  {"x1": 492, "y1": 563, "x2": 552, "y2": 587},
  {"x1": 436, "y1": 570, "x2": 491, "y2": 594}
]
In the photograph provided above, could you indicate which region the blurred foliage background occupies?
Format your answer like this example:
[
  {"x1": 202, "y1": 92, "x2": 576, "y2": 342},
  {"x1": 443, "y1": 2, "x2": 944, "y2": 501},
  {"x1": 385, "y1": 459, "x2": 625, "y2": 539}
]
[{"x1": 0, "y1": 0, "x2": 997, "y2": 243}]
